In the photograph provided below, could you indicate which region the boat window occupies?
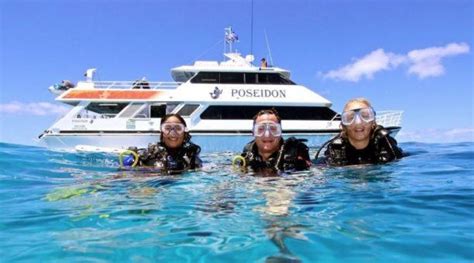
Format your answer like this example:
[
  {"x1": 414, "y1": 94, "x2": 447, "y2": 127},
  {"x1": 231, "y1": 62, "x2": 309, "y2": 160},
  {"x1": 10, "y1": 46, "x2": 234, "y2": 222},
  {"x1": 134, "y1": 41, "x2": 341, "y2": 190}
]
[
  {"x1": 177, "y1": 104, "x2": 200, "y2": 116},
  {"x1": 85, "y1": 103, "x2": 128, "y2": 116},
  {"x1": 200, "y1": 106, "x2": 337, "y2": 120},
  {"x1": 245, "y1": 73, "x2": 257, "y2": 84},
  {"x1": 191, "y1": 72, "x2": 219, "y2": 83},
  {"x1": 279, "y1": 75, "x2": 295, "y2": 85},
  {"x1": 257, "y1": 73, "x2": 295, "y2": 85},
  {"x1": 191, "y1": 71, "x2": 295, "y2": 85},
  {"x1": 173, "y1": 71, "x2": 196, "y2": 82},
  {"x1": 119, "y1": 103, "x2": 146, "y2": 118},
  {"x1": 134, "y1": 104, "x2": 150, "y2": 118},
  {"x1": 220, "y1": 73, "x2": 244, "y2": 84},
  {"x1": 257, "y1": 73, "x2": 274, "y2": 84},
  {"x1": 166, "y1": 103, "x2": 179, "y2": 114},
  {"x1": 151, "y1": 105, "x2": 167, "y2": 118}
]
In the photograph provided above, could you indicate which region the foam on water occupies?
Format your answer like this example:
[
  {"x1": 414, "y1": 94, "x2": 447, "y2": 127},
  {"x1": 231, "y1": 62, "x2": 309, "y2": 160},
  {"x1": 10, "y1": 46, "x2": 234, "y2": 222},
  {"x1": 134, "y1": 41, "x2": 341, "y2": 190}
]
[{"x1": 0, "y1": 142, "x2": 473, "y2": 262}]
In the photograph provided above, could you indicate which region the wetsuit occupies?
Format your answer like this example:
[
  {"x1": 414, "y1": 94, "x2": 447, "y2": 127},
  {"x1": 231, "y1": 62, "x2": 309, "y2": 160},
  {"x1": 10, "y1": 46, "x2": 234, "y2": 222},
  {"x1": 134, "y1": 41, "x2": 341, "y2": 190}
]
[
  {"x1": 129, "y1": 141, "x2": 202, "y2": 172},
  {"x1": 320, "y1": 125, "x2": 403, "y2": 166},
  {"x1": 241, "y1": 137, "x2": 311, "y2": 173}
]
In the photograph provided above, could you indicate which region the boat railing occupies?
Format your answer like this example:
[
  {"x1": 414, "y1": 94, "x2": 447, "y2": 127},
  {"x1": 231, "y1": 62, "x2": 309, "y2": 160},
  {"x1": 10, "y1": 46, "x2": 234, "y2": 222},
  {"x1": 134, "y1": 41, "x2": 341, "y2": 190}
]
[
  {"x1": 376, "y1": 111, "x2": 403, "y2": 127},
  {"x1": 73, "y1": 113, "x2": 115, "y2": 119},
  {"x1": 89, "y1": 81, "x2": 182, "y2": 90}
]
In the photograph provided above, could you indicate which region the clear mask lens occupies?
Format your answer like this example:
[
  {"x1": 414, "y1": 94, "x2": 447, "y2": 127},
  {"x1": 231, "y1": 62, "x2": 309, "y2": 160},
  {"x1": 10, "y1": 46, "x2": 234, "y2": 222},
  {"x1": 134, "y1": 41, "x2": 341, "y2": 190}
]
[
  {"x1": 341, "y1": 108, "x2": 375, "y2": 126},
  {"x1": 253, "y1": 122, "x2": 282, "y2": 137},
  {"x1": 161, "y1": 123, "x2": 186, "y2": 135}
]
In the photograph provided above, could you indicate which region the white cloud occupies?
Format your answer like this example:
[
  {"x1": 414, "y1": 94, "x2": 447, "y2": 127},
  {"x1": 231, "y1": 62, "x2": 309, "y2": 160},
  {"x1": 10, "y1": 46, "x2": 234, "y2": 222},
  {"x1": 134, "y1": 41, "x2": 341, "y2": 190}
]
[
  {"x1": 397, "y1": 128, "x2": 474, "y2": 143},
  {"x1": 322, "y1": 49, "x2": 404, "y2": 82},
  {"x1": 407, "y1": 42, "x2": 470, "y2": 78},
  {"x1": 0, "y1": 101, "x2": 70, "y2": 116},
  {"x1": 321, "y1": 42, "x2": 470, "y2": 82},
  {"x1": 444, "y1": 128, "x2": 474, "y2": 137}
]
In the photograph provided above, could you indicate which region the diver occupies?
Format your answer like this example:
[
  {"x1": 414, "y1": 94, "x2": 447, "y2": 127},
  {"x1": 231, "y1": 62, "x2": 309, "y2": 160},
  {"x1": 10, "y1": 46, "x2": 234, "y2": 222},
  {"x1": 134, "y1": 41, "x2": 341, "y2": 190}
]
[
  {"x1": 238, "y1": 109, "x2": 311, "y2": 174},
  {"x1": 125, "y1": 113, "x2": 202, "y2": 173},
  {"x1": 315, "y1": 98, "x2": 403, "y2": 166}
]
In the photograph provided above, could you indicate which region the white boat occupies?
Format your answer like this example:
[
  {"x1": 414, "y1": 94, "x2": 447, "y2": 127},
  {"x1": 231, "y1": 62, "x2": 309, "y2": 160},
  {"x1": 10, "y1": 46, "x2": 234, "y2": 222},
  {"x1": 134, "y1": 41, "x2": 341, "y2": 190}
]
[{"x1": 38, "y1": 28, "x2": 402, "y2": 153}]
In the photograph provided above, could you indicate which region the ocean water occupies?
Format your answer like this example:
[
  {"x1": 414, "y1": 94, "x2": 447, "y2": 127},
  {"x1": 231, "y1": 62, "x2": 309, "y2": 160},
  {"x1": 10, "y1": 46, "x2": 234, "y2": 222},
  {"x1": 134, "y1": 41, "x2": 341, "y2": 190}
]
[{"x1": 0, "y1": 142, "x2": 473, "y2": 262}]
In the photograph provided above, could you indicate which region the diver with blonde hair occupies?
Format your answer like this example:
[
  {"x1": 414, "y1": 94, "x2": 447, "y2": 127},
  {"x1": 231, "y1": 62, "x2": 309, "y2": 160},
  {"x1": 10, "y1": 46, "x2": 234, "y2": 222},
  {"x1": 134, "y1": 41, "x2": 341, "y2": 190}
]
[{"x1": 316, "y1": 98, "x2": 403, "y2": 166}]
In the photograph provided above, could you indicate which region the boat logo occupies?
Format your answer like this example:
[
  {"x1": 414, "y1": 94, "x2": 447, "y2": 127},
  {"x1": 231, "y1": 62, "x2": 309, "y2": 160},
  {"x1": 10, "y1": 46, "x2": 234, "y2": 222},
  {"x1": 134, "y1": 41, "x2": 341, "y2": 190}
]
[{"x1": 210, "y1": 87, "x2": 223, "y2": 99}]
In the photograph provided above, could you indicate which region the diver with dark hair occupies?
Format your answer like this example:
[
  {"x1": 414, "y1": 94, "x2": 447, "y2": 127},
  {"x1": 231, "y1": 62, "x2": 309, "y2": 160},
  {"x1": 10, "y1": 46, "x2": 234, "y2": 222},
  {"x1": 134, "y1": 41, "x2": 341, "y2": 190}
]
[
  {"x1": 237, "y1": 109, "x2": 311, "y2": 174},
  {"x1": 316, "y1": 98, "x2": 403, "y2": 166},
  {"x1": 125, "y1": 113, "x2": 202, "y2": 173}
]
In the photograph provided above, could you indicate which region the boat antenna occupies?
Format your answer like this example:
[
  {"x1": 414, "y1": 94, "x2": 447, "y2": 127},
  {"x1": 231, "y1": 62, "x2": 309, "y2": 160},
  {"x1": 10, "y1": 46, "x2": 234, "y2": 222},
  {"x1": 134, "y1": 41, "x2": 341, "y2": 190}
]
[
  {"x1": 192, "y1": 38, "x2": 223, "y2": 64},
  {"x1": 250, "y1": 0, "x2": 254, "y2": 56},
  {"x1": 264, "y1": 29, "x2": 274, "y2": 65}
]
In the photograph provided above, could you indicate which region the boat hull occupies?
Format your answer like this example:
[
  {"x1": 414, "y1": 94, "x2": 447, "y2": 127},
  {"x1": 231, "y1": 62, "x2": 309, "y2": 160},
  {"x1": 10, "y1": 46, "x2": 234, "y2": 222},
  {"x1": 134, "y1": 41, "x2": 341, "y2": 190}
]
[{"x1": 38, "y1": 133, "x2": 334, "y2": 153}]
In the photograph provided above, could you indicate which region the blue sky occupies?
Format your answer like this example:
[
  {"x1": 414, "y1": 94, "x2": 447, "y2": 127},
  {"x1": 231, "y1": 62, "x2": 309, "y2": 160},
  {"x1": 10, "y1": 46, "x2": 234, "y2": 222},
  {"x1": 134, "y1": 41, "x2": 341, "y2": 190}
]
[{"x1": 0, "y1": 0, "x2": 473, "y2": 145}]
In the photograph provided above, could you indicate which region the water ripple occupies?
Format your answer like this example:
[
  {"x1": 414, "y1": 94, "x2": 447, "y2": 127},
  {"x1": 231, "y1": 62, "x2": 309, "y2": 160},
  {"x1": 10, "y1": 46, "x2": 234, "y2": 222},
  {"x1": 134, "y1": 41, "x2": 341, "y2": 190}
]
[{"x1": 1, "y1": 142, "x2": 473, "y2": 261}]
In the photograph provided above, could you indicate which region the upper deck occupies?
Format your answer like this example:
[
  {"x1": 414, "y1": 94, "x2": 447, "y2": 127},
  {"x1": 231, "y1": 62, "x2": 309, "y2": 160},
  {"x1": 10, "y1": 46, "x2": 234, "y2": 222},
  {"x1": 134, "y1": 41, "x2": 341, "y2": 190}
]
[
  {"x1": 56, "y1": 78, "x2": 332, "y2": 107},
  {"x1": 171, "y1": 52, "x2": 290, "y2": 82},
  {"x1": 55, "y1": 52, "x2": 332, "y2": 107}
]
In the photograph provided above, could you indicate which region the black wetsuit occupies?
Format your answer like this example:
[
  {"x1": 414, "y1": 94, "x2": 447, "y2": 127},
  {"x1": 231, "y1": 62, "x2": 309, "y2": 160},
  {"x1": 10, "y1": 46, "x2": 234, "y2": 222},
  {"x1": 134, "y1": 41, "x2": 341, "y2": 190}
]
[
  {"x1": 320, "y1": 125, "x2": 403, "y2": 166},
  {"x1": 241, "y1": 137, "x2": 311, "y2": 173},
  {"x1": 129, "y1": 142, "x2": 202, "y2": 172}
]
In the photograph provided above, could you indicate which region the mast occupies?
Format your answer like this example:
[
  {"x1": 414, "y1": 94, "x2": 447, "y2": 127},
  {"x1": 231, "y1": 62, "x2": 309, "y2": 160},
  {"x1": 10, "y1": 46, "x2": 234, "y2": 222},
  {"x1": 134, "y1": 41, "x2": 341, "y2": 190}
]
[
  {"x1": 264, "y1": 29, "x2": 274, "y2": 66},
  {"x1": 250, "y1": 0, "x2": 254, "y2": 56},
  {"x1": 224, "y1": 26, "x2": 238, "y2": 53}
]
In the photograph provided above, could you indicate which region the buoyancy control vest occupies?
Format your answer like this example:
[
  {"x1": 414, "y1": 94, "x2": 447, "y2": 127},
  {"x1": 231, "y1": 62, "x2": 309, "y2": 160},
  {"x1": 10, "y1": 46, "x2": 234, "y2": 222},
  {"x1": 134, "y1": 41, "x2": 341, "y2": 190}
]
[
  {"x1": 129, "y1": 142, "x2": 202, "y2": 171},
  {"x1": 320, "y1": 125, "x2": 403, "y2": 166},
  {"x1": 241, "y1": 137, "x2": 311, "y2": 172}
]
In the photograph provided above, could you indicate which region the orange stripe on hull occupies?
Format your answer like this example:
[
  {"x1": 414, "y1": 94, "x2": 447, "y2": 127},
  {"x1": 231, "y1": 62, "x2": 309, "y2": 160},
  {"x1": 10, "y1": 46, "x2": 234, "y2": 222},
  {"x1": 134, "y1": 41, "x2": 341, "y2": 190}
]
[{"x1": 61, "y1": 90, "x2": 162, "y2": 100}]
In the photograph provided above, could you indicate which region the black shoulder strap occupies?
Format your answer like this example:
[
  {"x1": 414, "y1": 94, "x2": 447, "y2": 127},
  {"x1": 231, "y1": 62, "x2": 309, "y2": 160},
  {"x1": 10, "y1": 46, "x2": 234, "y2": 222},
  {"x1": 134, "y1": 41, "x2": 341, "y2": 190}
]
[
  {"x1": 372, "y1": 126, "x2": 403, "y2": 161},
  {"x1": 315, "y1": 133, "x2": 342, "y2": 159},
  {"x1": 184, "y1": 142, "x2": 201, "y2": 156},
  {"x1": 285, "y1": 137, "x2": 310, "y2": 160},
  {"x1": 278, "y1": 137, "x2": 310, "y2": 170},
  {"x1": 323, "y1": 136, "x2": 347, "y2": 166},
  {"x1": 180, "y1": 142, "x2": 202, "y2": 169},
  {"x1": 241, "y1": 140, "x2": 255, "y2": 158}
]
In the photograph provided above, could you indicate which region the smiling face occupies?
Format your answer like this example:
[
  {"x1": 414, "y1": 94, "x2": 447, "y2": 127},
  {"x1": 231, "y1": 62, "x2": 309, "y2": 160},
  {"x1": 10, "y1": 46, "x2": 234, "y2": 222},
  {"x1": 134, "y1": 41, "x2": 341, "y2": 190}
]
[
  {"x1": 161, "y1": 116, "x2": 186, "y2": 149},
  {"x1": 342, "y1": 100, "x2": 375, "y2": 149},
  {"x1": 254, "y1": 113, "x2": 282, "y2": 158}
]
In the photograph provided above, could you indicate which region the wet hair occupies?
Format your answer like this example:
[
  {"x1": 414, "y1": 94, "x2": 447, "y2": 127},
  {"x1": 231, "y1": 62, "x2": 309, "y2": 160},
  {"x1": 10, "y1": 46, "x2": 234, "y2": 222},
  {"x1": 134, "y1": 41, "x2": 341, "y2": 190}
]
[
  {"x1": 160, "y1": 113, "x2": 187, "y2": 126},
  {"x1": 252, "y1": 108, "x2": 281, "y2": 125},
  {"x1": 160, "y1": 113, "x2": 191, "y2": 143},
  {"x1": 343, "y1": 97, "x2": 373, "y2": 113}
]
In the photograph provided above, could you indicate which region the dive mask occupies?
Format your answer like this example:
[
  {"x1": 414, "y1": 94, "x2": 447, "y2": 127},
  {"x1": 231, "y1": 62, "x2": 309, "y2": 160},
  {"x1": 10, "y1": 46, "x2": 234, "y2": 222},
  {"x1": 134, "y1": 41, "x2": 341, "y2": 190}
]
[
  {"x1": 253, "y1": 122, "x2": 282, "y2": 137},
  {"x1": 341, "y1": 107, "x2": 376, "y2": 126},
  {"x1": 161, "y1": 123, "x2": 187, "y2": 135}
]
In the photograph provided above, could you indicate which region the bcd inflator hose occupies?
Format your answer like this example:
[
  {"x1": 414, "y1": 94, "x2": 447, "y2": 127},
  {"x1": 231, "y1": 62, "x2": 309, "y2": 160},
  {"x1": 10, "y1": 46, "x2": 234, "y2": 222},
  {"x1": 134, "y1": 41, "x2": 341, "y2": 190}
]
[
  {"x1": 119, "y1": 150, "x2": 139, "y2": 168},
  {"x1": 232, "y1": 155, "x2": 246, "y2": 169}
]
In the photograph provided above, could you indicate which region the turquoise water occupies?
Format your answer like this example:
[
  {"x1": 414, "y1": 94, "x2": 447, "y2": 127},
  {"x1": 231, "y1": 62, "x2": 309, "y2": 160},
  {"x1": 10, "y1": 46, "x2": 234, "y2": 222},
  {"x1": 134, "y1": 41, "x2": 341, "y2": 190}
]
[{"x1": 0, "y1": 142, "x2": 473, "y2": 262}]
